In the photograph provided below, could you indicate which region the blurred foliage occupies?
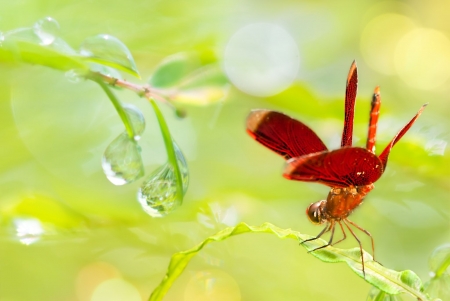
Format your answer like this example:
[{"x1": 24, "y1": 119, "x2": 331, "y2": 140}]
[{"x1": 0, "y1": 0, "x2": 449, "y2": 301}]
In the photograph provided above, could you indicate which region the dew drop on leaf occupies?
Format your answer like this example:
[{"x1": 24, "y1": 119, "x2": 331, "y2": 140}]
[
  {"x1": 102, "y1": 132, "x2": 144, "y2": 185},
  {"x1": 33, "y1": 17, "x2": 60, "y2": 45},
  {"x1": 80, "y1": 34, "x2": 139, "y2": 77},
  {"x1": 137, "y1": 142, "x2": 189, "y2": 217},
  {"x1": 123, "y1": 104, "x2": 145, "y2": 140}
]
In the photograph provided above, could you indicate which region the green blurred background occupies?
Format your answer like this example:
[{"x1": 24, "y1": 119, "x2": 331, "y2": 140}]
[{"x1": 0, "y1": 0, "x2": 449, "y2": 300}]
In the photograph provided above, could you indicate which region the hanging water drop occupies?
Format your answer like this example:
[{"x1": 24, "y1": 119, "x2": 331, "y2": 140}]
[
  {"x1": 80, "y1": 34, "x2": 139, "y2": 77},
  {"x1": 123, "y1": 104, "x2": 145, "y2": 140},
  {"x1": 102, "y1": 132, "x2": 144, "y2": 185},
  {"x1": 137, "y1": 142, "x2": 189, "y2": 217},
  {"x1": 33, "y1": 17, "x2": 60, "y2": 45}
]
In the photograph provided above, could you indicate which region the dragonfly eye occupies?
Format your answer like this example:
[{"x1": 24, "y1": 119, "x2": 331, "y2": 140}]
[{"x1": 306, "y1": 200, "x2": 326, "y2": 225}]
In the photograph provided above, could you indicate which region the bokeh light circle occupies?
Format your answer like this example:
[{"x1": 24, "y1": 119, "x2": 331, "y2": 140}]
[
  {"x1": 184, "y1": 269, "x2": 241, "y2": 301},
  {"x1": 394, "y1": 28, "x2": 450, "y2": 90},
  {"x1": 224, "y1": 23, "x2": 300, "y2": 97},
  {"x1": 91, "y1": 278, "x2": 141, "y2": 301},
  {"x1": 361, "y1": 13, "x2": 416, "y2": 75}
]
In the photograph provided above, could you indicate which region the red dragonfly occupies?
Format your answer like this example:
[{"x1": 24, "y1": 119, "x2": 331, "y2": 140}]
[{"x1": 246, "y1": 61, "x2": 426, "y2": 276}]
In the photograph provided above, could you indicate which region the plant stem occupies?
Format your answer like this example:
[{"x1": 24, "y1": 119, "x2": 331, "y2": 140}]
[
  {"x1": 92, "y1": 72, "x2": 184, "y2": 204},
  {"x1": 90, "y1": 74, "x2": 135, "y2": 139}
]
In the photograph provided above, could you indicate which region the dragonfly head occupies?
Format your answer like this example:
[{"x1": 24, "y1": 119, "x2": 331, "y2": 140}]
[{"x1": 306, "y1": 200, "x2": 326, "y2": 225}]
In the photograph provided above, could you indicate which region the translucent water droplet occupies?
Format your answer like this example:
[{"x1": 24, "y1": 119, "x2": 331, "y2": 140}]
[
  {"x1": 65, "y1": 69, "x2": 82, "y2": 83},
  {"x1": 33, "y1": 17, "x2": 59, "y2": 45},
  {"x1": 123, "y1": 104, "x2": 145, "y2": 140},
  {"x1": 102, "y1": 132, "x2": 144, "y2": 185},
  {"x1": 137, "y1": 142, "x2": 189, "y2": 217},
  {"x1": 0, "y1": 32, "x2": 4, "y2": 46},
  {"x1": 80, "y1": 34, "x2": 139, "y2": 76}
]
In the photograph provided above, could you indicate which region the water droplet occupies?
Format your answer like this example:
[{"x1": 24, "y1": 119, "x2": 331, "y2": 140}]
[
  {"x1": 33, "y1": 17, "x2": 59, "y2": 45},
  {"x1": 80, "y1": 34, "x2": 139, "y2": 76},
  {"x1": 137, "y1": 142, "x2": 189, "y2": 217},
  {"x1": 123, "y1": 104, "x2": 145, "y2": 140},
  {"x1": 13, "y1": 218, "x2": 44, "y2": 245},
  {"x1": 102, "y1": 132, "x2": 144, "y2": 185},
  {"x1": 65, "y1": 69, "x2": 82, "y2": 83},
  {"x1": 0, "y1": 32, "x2": 4, "y2": 46}
]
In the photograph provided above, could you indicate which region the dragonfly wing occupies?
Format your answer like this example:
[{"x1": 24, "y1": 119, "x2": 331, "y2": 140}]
[
  {"x1": 378, "y1": 104, "x2": 427, "y2": 168},
  {"x1": 341, "y1": 61, "x2": 358, "y2": 147},
  {"x1": 246, "y1": 109, "x2": 328, "y2": 159},
  {"x1": 284, "y1": 147, "x2": 384, "y2": 187}
]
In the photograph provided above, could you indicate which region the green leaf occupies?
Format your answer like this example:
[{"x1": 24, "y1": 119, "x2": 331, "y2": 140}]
[
  {"x1": 148, "y1": 222, "x2": 429, "y2": 301},
  {"x1": 80, "y1": 34, "x2": 140, "y2": 78},
  {"x1": 148, "y1": 99, "x2": 186, "y2": 208},
  {"x1": 149, "y1": 52, "x2": 199, "y2": 88},
  {"x1": 0, "y1": 39, "x2": 88, "y2": 72}
]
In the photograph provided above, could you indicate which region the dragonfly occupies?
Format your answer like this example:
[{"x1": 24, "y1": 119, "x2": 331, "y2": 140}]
[{"x1": 246, "y1": 61, "x2": 427, "y2": 276}]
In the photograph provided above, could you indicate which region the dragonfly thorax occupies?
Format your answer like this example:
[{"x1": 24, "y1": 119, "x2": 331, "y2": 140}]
[{"x1": 306, "y1": 184, "x2": 374, "y2": 225}]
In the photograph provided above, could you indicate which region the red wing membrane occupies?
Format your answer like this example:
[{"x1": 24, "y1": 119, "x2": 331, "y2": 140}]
[
  {"x1": 341, "y1": 61, "x2": 358, "y2": 147},
  {"x1": 366, "y1": 86, "x2": 381, "y2": 154},
  {"x1": 284, "y1": 147, "x2": 384, "y2": 187},
  {"x1": 246, "y1": 110, "x2": 328, "y2": 159},
  {"x1": 378, "y1": 104, "x2": 427, "y2": 168}
]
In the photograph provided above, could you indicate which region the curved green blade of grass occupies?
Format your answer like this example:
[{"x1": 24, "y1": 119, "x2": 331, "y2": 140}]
[
  {"x1": 148, "y1": 222, "x2": 429, "y2": 301},
  {"x1": 148, "y1": 98, "x2": 184, "y2": 205}
]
